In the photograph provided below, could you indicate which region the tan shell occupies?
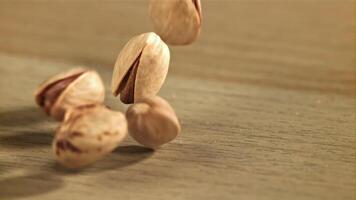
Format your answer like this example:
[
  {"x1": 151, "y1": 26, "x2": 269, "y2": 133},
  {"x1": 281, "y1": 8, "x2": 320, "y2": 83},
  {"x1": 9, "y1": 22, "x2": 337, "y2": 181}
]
[
  {"x1": 111, "y1": 32, "x2": 170, "y2": 104},
  {"x1": 53, "y1": 104, "x2": 128, "y2": 168},
  {"x1": 35, "y1": 68, "x2": 87, "y2": 99},
  {"x1": 126, "y1": 96, "x2": 181, "y2": 149},
  {"x1": 149, "y1": 0, "x2": 202, "y2": 45},
  {"x1": 35, "y1": 68, "x2": 105, "y2": 121}
]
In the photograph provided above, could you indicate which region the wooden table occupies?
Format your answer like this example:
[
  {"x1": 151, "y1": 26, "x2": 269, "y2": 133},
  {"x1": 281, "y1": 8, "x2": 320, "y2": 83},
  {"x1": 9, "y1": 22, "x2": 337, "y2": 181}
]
[{"x1": 0, "y1": 1, "x2": 355, "y2": 199}]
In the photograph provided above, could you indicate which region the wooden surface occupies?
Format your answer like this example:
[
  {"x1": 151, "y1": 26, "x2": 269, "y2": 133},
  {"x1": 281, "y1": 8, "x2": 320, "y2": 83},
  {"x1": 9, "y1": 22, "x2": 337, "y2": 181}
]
[{"x1": 0, "y1": 1, "x2": 355, "y2": 200}]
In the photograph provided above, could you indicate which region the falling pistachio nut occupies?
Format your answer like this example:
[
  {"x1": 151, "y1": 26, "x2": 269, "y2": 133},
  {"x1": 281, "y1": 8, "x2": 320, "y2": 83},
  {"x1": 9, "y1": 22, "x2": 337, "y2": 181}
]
[
  {"x1": 149, "y1": 0, "x2": 202, "y2": 45},
  {"x1": 111, "y1": 32, "x2": 170, "y2": 104}
]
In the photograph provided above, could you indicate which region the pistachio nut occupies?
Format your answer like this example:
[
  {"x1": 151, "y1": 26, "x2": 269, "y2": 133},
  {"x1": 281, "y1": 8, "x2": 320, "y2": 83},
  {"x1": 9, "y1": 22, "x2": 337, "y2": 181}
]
[
  {"x1": 126, "y1": 96, "x2": 181, "y2": 149},
  {"x1": 35, "y1": 68, "x2": 105, "y2": 121},
  {"x1": 111, "y1": 32, "x2": 170, "y2": 104},
  {"x1": 53, "y1": 104, "x2": 128, "y2": 168},
  {"x1": 149, "y1": 0, "x2": 202, "y2": 45}
]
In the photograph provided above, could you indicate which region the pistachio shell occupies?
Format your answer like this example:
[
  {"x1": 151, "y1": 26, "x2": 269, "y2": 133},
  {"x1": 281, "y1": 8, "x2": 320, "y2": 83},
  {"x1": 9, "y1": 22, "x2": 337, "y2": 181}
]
[
  {"x1": 126, "y1": 96, "x2": 181, "y2": 149},
  {"x1": 53, "y1": 104, "x2": 127, "y2": 168},
  {"x1": 51, "y1": 70, "x2": 105, "y2": 120},
  {"x1": 111, "y1": 32, "x2": 170, "y2": 104},
  {"x1": 149, "y1": 0, "x2": 202, "y2": 45},
  {"x1": 35, "y1": 68, "x2": 105, "y2": 121},
  {"x1": 35, "y1": 67, "x2": 87, "y2": 106}
]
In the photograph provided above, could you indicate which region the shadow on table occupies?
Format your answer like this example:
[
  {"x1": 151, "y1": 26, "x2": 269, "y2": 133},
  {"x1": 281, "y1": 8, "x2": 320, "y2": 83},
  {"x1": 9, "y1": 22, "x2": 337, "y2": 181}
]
[
  {"x1": 0, "y1": 130, "x2": 52, "y2": 149},
  {"x1": 0, "y1": 172, "x2": 63, "y2": 200},
  {"x1": 0, "y1": 106, "x2": 47, "y2": 127},
  {"x1": 49, "y1": 145, "x2": 154, "y2": 174},
  {"x1": 0, "y1": 146, "x2": 153, "y2": 198},
  {"x1": 91, "y1": 145, "x2": 154, "y2": 171},
  {"x1": 109, "y1": 145, "x2": 154, "y2": 167}
]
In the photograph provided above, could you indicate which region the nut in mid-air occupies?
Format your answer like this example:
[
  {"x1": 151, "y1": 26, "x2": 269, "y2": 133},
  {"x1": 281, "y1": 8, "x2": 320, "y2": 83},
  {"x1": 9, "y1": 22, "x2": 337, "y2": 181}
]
[
  {"x1": 35, "y1": 68, "x2": 105, "y2": 121},
  {"x1": 111, "y1": 32, "x2": 170, "y2": 104},
  {"x1": 149, "y1": 0, "x2": 202, "y2": 45},
  {"x1": 53, "y1": 104, "x2": 128, "y2": 168},
  {"x1": 126, "y1": 96, "x2": 181, "y2": 149}
]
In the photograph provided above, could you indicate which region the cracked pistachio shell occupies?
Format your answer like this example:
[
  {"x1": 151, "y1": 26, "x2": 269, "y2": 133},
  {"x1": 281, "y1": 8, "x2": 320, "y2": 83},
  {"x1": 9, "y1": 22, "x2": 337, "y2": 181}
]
[
  {"x1": 149, "y1": 0, "x2": 202, "y2": 45},
  {"x1": 53, "y1": 104, "x2": 128, "y2": 168},
  {"x1": 111, "y1": 32, "x2": 170, "y2": 104},
  {"x1": 35, "y1": 68, "x2": 105, "y2": 121},
  {"x1": 126, "y1": 96, "x2": 181, "y2": 149}
]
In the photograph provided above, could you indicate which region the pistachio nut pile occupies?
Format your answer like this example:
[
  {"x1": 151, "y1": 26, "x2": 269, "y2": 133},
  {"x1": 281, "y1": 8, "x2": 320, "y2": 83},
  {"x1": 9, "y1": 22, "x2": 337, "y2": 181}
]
[{"x1": 34, "y1": 0, "x2": 202, "y2": 168}]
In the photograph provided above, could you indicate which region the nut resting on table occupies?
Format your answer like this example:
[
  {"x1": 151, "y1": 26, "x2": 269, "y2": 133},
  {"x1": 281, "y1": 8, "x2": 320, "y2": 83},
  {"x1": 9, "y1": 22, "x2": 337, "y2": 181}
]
[
  {"x1": 35, "y1": 68, "x2": 105, "y2": 121},
  {"x1": 53, "y1": 104, "x2": 128, "y2": 168},
  {"x1": 111, "y1": 32, "x2": 170, "y2": 104},
  {"x1": 149, "y1": 0, "x2": 202, "y2": 45},
  {"x1": 126, "y1": 96, "x2": 181, "y2": 149}
]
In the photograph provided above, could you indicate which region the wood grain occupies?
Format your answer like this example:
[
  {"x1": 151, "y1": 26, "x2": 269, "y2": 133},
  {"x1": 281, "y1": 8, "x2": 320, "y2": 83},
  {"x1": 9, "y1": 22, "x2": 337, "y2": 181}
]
[{"x1": 0, "y1": 1, "x2": 355, "y2": 200}]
